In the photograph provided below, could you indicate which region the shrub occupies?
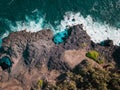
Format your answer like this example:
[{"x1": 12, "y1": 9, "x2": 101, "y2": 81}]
[
  {"x1": 86, "y1": 50, "x2": 105, "y2": 64},
  {"x1": 37, "y1": 80, "x2": 43, "y2": 89},
  {"x1": 86, "y1": 50, "x2": 99, "y2": 61},
  {"x1": 43, "y1": 66, "x2": 120, "y2": 90},
  {"x1": 81, "y1": 42, "x2": 87, "y2": 47},
  {"x1": 98, "y1": 58, "x2": 105, "y2": 64}
]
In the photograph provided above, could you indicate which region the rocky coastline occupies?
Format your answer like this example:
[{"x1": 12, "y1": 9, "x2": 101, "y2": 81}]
[{"x1": 0, "y1": 24, "x2": 120, "y2": 90}]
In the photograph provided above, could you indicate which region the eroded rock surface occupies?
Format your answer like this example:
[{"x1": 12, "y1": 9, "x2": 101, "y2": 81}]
[{"x1": 0, "y1": 25, "x2": 119, "y2": 90}]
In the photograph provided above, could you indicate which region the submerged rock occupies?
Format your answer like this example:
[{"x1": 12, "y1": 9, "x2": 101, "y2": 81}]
[
  {"x1": 99, "y1": 39, "x2": 113, "y2": 46},
  {"x1": 112, "y1": 47, "x2": 120, "y2": 67}
]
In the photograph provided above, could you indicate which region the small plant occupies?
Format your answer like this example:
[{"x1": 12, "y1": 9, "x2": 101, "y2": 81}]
[
  {"x1": 86, "y1": 50, "x2": 99, "y2": 61},
  {"x1": 43, "y1": 66, "x2": 120, "y2": 90},
  {"x1": 37, "y1": 80, "x2": 43, "y2": 89},
  {"x1": 98, "y1": 57, "x2": 105, "y2": 64},
  {"x1": 81, "y1": 42, "x2": 87, "y2": 47},
  {"x1": 86, "y1": 50, "x2": 105, "y2": 64},
  {"x1": 97, "y1": 59, "x2": 104, "y2": 64}
]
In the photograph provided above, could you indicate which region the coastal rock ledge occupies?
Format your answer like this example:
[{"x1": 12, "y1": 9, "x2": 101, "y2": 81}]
[{"x1": 0, "y1": 25, "x2": 120, "y2": 90}]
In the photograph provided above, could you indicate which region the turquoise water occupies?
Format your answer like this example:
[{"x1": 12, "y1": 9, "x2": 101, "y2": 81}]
[
  {"x1": 53, "y1": 31, "x2": 67, "y2": 44},
  {"x1": 0, "y1": 56, "x2": 12, "y2": 67},
  {"x1": 0, "y1": 56, "x2": 12, "y2": 71},
  {"x1": 0, "y1": 0, "x2": 120, "y2": 44},
  {"x1": 0, "y1": 39, "x2": 2, "y2": 47},
  {"x1": 0, "y1": 0, "x2": 120, "y2": 34},
  {"x1": 53, "y1": 29, "x2": 71, "y2": 44}
]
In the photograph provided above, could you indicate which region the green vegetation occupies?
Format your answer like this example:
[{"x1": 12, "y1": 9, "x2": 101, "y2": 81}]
[
  {"x1": 37, "y1": 80, "x2": 43, "y2": 88},
  {"x1": 32, "y1": 79, "x2": 47, "y2": 90},
  {"x1": 86, "y1": 50, "x2": 104, "y2": 64},
  {"x1": 81, "y1": 42, "x2": 87, "y2": 48},
  {"x1": 97, "y1": 57, "x2": 105, "y2": 64},
  {"x1": 44, "y1": 62, "x2": 120, "y2": 90},
  {"x1": 32, "y1": 60, "x2": 120, "y2": 90},
  {"x1": 86, "y1": 50, "x2": 99, "y2": 60}
]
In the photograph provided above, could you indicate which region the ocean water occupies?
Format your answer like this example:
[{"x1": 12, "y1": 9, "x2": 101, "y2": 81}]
[{"x1": 0, "y1": 0, "x2": 120, "y2": 45}]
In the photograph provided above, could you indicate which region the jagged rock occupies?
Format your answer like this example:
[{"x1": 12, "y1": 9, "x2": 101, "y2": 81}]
[
  {"x1": 0, "y1": 29, "x2": 56, "y2": 89},
  {"x1": 0, "y1": 24, "x2": 119, "y2": 89},
  {"x1": 1, "y1": 29, "x2": 54, "y2": 66},
  {"x1": 74, "y1": 59, "x2": 91, "y2": 70},
  {"x1": 74, "y1": 59, "x2": 103, "y2": 74},
  {"x1": 62, "y1": 25, "x2": 91, "y2": 50},
  {"x1": 47, "y1": 25, "x2": 92, "y2": 71},
  {"x1": 90, "y1": 41, "x2": 116, "y2": 64},
  {"x1": 2, "y1": 29, "x2": 53, "y2": 58},
  {"x1": 23, "y1": 38, "x2": 55, "y2": 68},
  {"x1": 48, "y1": 46, "x2": 71, "y2": 71},
  {"x1": 112, "y1": 47, "x2": 120, "y2": 68},
  {"x1": 99, "y1": 40, "x2": 113, "y2": 46}
]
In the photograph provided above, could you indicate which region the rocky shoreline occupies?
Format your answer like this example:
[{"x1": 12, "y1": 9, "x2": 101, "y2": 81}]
[{"x1": 0, "y1": 24, "x2": 120, "y2": 90}]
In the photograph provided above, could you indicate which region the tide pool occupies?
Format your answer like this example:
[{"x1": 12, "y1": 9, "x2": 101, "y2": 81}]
[{"x1": 53, "y1": 29, "x2": 71, "y2": 44}]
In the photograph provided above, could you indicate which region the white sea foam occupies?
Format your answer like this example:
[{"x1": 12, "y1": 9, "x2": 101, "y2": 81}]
[
  {"x1": 9, "y1": 16, "x2": 45, "y2": 32},
  {"x1": 2, "y1": 11, "x2": 120, "y2": 46},
  {"x1": 2, "y1": 15, "x2": 54, "y2": 37},
  {"x1": 57, "y1": 12, "x2": 120, "y2": 45}
]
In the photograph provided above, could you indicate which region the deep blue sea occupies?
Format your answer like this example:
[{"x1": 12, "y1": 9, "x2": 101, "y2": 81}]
[{"x1": 0, "y1": 0, "x2": 120, "y2": 45}]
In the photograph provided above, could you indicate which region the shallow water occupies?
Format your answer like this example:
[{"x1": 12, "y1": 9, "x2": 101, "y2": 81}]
[{"x1": 0, "y1": 0, "x2": 120, "y2": 45}]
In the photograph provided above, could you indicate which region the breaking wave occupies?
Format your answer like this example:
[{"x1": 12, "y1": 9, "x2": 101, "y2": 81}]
[
  {"x1": 59, "y1": 12, "x2": 120, "y2": 45},
  {"x1": 1, "y1": 11, "x2": 120, "y2": 45}
]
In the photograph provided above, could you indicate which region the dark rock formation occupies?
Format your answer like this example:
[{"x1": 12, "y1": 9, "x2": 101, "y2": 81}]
[
  {"x1": 73, "y1": 59, "x2": 91, "y2": 74},
  {"x1": 47, "y1": 25, "x2": 91, "y2": 71},
  {"x1": 99, "y1": 39, "x2": 113, "y2": 47},
  {"x1": 2, "y1": 29, "x2": 54, "y2": 58},
  {"x1": 90, "y1": 40, "x2": 117, "y2": 64},
  {"x1": 112, "y1": 47, "x2": 120, "y2": 68},
  {"x1": 62, "y1": 25, "x2": 91, "y2": 50},
  {"x1": 0, "y1": 24, "x2": 119, "y2": 89},
  {"x1": 0, "y1": 24, "x2": 119, "y2": 72}
]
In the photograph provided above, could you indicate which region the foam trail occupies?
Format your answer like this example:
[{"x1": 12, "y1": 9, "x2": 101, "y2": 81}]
[
  {"x1": 1, "y1": 12, "x2": 120, "y2": 46},
  {"x1": 56, "y1": 12, "x2": 120, "y2": 45},
  {"x1": 10, "y1": 16, "x2": 45, "y2": 32}
]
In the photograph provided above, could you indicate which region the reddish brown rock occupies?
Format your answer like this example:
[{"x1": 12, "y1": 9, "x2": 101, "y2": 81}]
[{"x1": 0, "y1": 24, "x2": 119, "y2": 89}]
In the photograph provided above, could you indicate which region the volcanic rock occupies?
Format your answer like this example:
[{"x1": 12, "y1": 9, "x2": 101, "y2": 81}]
[{"x1": 0, "y1": 24, "x2": 119, "y2": 89}]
